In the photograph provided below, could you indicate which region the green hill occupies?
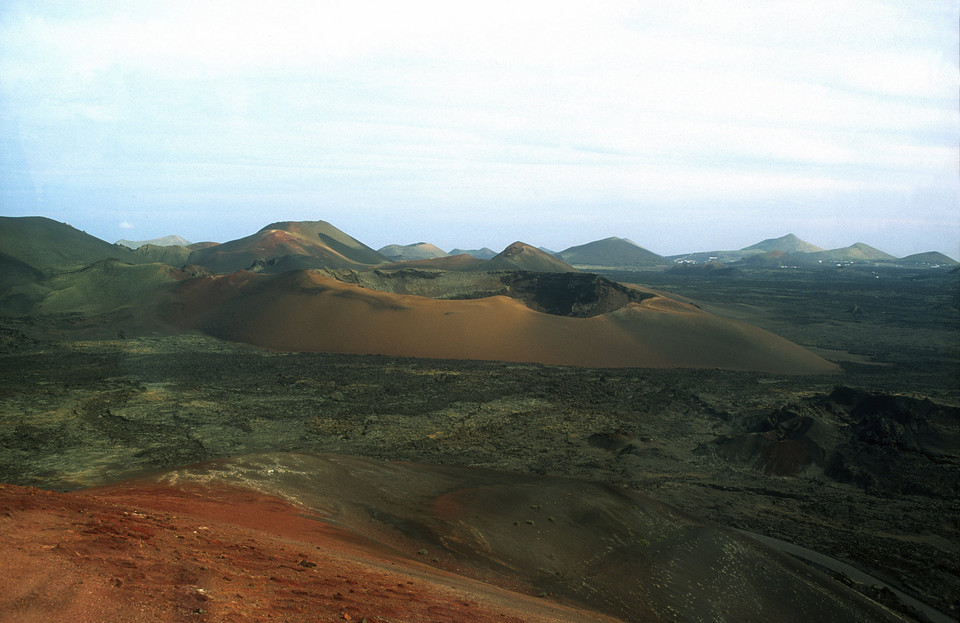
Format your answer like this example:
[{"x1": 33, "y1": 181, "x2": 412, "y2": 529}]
[{"x1": 0, "y1": 216, "x2": 143, "y2": 272}]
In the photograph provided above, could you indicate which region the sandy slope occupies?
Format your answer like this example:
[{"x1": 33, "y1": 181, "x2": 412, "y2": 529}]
[{"x1": 169, "y1": 270, "x2": 839, "y2": 374}]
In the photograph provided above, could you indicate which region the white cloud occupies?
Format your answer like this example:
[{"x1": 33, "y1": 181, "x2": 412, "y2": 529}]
[
  {"x1": 119, "y1": 221, "x2": 134, "y2": 229},
  {"x1": 0, "y1": 0, "x2": 956, "y2": 254}
]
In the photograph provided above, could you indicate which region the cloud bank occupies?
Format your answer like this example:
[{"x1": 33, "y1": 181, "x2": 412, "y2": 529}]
[{"x1": 1, "y1": 1, "x2": 957, "y2": 256}]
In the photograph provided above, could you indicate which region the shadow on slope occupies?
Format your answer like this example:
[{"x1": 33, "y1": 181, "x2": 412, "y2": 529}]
[{"x1": 710, "y1": 386, "x2": 960, "y2": 496}]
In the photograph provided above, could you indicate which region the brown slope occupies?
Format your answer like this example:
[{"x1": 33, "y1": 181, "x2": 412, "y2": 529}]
[
  {"x1": 187, "y1": 220, "x2": 386, "y2": 273},
  {"x1": 3, "y1": 452, "x2": 904, "y2": 623},
  {"x1": 0, "y1": 479, "x2": 620, "y2": 623},
  {"x1": 166, "y1": 270, "x2": 838, "y2": 374},
  {"x1": 378, "y1": 242, "x2": 450, "y2": 261},
  {"x1": 265, "y1": 220, "x2": 387, "y2": 265},
  {"x1": 486, "y1": 242, "x2": 575, "y2": 273},
  {"x1": 0, "y1": 453, "x2": 909, "y2": 623}
]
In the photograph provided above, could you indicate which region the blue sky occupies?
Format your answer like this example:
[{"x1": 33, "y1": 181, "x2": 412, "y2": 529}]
[{"x1": 1, "y1": 1, "x2": 957, "y2": 257}]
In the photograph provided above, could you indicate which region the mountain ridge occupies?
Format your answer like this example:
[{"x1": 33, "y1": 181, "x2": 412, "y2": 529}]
[
  {"x1": 186, "y1": 220, "x2": 386, "y2": 273},
  {"x1": 116, "y1": 235, "x2": 191, "y2": 249},
  {"x1": 1, "y1": 217, "x2": 954, "y2": 275}
]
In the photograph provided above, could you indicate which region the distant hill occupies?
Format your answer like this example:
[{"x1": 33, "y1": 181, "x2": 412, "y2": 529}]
[
  {"x1": 742, "y1": 234, "x2": 823, "y2": 254},
  {"x1": 132, "y1": 244, "x2": 192, "y2": 266},
  {"x1": 378, "y1": 243, "x2": 449, "y2": 262},
  {"x1": 558, "y1": 237, "x2": 663, "y2": 267},
  {"x1": 668, "y1": 250, "x2": 757, "y2": 264},
  {"x1": 898, "y1": 251, "x2": 958, "y2": 266},
  {"x1": 449, "y1": 247, "x2": 497, "y2": 260},
  {"x1": 116, "y1": 235, "x2": 191, "y2": 249},
  {"x1": 738, "y1": 250, "x2": 800, "y2": 267},
  {"x1": 0, "y1": 216, "x2": 143, "y2": 272},
  {"x1": 808, "y1": 242, "x2": 896, "y2": 263},
  {"x1": 380, "y1": 254, "x2": 488, "y2": 271},
  {"x1": 486, "y1": 242, "x2": 576, "y2": 273},
  {"x1": 380, "y1": 244, "x2": 576, "y2": 273},
  {"x1": 186, "y1": 220, "x2": 386, "y2": 273}
]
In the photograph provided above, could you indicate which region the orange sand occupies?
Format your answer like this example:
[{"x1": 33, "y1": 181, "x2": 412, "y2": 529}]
[{"x1": 169, "y1": 270, "x2": 839, "y2": 374}]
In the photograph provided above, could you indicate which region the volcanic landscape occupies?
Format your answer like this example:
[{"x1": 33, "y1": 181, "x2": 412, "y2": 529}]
[{"x1": 1, "y1": 216, "x2": 957, "y2": 622}]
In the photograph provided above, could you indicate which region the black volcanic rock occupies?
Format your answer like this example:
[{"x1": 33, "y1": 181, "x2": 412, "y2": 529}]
[{"x1": 491, "y1": 271, "x2": 653, "y2": 316}]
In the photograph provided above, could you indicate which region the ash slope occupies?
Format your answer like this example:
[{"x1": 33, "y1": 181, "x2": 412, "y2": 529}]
[
  {"x1": 0, "y1": 476, "x2": 618, "y2": 623},
  {"x1": 1, "y1": 452, "x2": 909, "y2": 623},
  {"x1": 167, "y1": 269, "x2": 838, "y2": 374}
]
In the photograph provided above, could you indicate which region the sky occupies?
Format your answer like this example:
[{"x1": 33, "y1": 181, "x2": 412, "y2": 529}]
[{"x1": 1, "y1": 1, "x2": 957, "y2": 258}]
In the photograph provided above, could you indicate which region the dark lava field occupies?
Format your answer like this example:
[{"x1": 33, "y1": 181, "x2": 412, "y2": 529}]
[{"x1": 1, "y1": 266, "x2": 958, "y2": 620}]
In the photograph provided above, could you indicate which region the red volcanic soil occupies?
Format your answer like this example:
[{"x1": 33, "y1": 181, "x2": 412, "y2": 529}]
[{"x1": 0, "y1": 483, "x2": 618, "y2": 623}]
